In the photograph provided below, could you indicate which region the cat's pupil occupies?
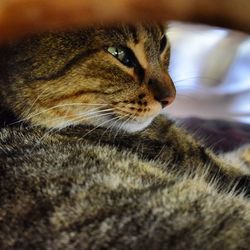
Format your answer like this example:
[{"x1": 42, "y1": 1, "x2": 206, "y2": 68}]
[
  {"x1": 160, "y1": 35, "x2": 167, "y2": 53},
  {"x1": 107, "y1": 46, "x2": 134, "y2": 68}
]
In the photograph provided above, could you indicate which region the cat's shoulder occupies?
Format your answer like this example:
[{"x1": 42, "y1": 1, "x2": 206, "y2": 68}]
[{"x1": 219, "y1": 145, "x2": 250, "y2": 175}]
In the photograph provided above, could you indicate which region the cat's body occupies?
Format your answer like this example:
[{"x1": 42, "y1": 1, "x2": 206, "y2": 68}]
[{"x1": 0, "y1": 24, "x2": 250, "y2": 249}]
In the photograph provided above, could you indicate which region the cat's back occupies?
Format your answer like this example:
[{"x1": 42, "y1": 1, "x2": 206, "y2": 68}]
[{"x1": 0, "y1": 124, "x2": 250, "y2": 250}]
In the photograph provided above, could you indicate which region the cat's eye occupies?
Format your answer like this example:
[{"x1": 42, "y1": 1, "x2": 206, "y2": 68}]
[
  {"x1": 160, "y1": 35, "x2": 167, "y2": 54},
  {"x1": 107, "y1": 46, "x2": 135, "y2": 68}
]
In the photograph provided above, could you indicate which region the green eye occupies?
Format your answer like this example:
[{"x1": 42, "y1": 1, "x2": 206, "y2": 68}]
[
  {"x1": 107, "y1": 46, "x2": 134, "y2": 68},
  {"x1": 108, "y1": 47, "x2": 126, "y2": 61}
]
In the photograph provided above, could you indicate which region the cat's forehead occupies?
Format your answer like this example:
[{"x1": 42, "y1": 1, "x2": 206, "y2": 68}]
[
  {"x1": 98, "y1": 24, "x2": 164, "y2": 45},
  {"x1": 2, "y1": 24, "x2": 167, "y2": 82}
]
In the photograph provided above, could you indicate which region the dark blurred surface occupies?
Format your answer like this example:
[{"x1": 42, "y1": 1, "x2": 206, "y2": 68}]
[{"x1": 180, "y1": 117, "x2": 250, "y2": 153}]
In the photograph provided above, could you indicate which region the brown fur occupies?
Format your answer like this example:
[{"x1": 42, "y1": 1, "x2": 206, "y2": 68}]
[
  {"x1": 0, "y1": 24, "x2": 174, "y2": 131},
  {"x1": 0, "y1": 24, "x2": 250, "y2": 249}
]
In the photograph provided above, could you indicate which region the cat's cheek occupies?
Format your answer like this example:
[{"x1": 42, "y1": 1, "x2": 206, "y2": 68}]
[
  {"x1": 129, "y1": 105, "x2": 162, "y2": 131},
  {"x1": 139, "y1": 101, "x2": 162, "y2": 118}
]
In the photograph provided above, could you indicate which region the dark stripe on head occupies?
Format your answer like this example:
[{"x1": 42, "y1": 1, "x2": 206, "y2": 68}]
[
  {"x1": 25, "y1": 50, "x2": 95, "y2": 83},
  {"x1": 143, "y1": 24, "x2": 162, "y2": 42},
  {"x1": 127, "y1": 25, "x2": 139, "y2": 44}
]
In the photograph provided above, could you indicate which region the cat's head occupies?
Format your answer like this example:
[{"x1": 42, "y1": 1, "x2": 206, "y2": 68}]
[{"x1": 1, "y1": 23, "x2": 176, "y2": 132}]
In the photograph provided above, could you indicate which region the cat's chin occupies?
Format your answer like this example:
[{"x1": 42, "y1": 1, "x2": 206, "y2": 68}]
[{"x1": 112, "y1": 117, "x2": 155, "y2": 133}]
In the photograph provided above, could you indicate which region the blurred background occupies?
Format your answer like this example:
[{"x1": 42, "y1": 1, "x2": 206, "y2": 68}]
[{"x1": 166, "y1": 22, "x2": 250, "y2": 124}]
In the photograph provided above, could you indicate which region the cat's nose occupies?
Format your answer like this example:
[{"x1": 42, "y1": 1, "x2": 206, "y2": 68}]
[
  {"x1": 148, "y1": 78, "x2": 176, "y2": 108},
  {"x1": 156, "y1": 94, "x2": 175, "y2": 108}
]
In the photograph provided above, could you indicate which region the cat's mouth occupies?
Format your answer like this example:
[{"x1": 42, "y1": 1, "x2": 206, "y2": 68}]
[
  {"x1": 98, "y1": 111, "x2": 155, "y2": 132},
  {"x1": 99, "y1": 103, "x2": 161, "y2": 132},
  {"x1": 104, "y1": 88, "x2": 174, "y2": 132}
]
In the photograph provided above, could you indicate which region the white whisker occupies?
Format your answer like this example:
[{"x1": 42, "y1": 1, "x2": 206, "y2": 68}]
[
  {"x1": 23, "y1": 86, "x2": 52, "y2": 117},
  {"x1": 113, "y1": 114, "x2": 132, "y2": 139},
  {"x1": 101, "y1": 114, "x2": 129, "y2": 139},
  {"x1": 121, "y1": 114, "x2": 137, "y2": 136},
  {"x1": 29, "y1": 107, "x2": 115, "y2": 128},
  {"x1": 79, "y1": 115, "x2": 122, "y2": 140},
  {"x1": 77, "y1": 108, "x2": 115, "y2": 117},
  {"x1": 30, "y1": 109, "x2": 116, "y2": 150},
  {"x1": 99, "y1": 117, "x2": 120, "y2": 139},
  {"x1": 69, "y1": 111, "x2": 116, "y2": 126},
  {"x1": 10, "y1": 103, "x2": 109, "y2": 125},
  {"x1": 31, "y1": 127, "x2": 58, "y2": 152}
]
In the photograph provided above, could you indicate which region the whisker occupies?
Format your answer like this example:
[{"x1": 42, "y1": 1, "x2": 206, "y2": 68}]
[
  {"x1": 79, "y1": 115, "x2": 122, "y2": 140},
  {"x1": 23, "y1": 86, "x2": 52, "y2": 117},
  {"x1": 173, "y1": 76, "x2": 220, "y2": 85},
  {"x1": 100, "y1": 114, "x2": 127, "y2": 139},
  {"x1": 175, "y1": 94, "x2": 196, "y2": 102},
  {"x1": 68, "y1": 111, "x2": 116, "y2": 126},
  {"x1": 29, "y1": 107, "x2": 115, "y2": 128},
  {"x1": 30, "y1": 110, "x2": 116, "y2": 149},
  {"x1": 9, "y1": 103, "x2": 109, "y2": 125},
  {"x1": 30, "y1": 109, "x2": 117, "y2": 150},
  {"x1": 121, "y1": 114, "x2": 137, "y2": 137},
  {"x1": 113, "y1": 114, "x2": 132, "y2": 139},
  {"x1": 31, "y1": 127, "x2": 58, "y2": 152},
  {"x1": 77, "y1": 108, "x2": 115, "y2": 117}
]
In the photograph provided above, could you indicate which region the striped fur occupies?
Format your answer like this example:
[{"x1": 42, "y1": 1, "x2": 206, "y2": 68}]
[
  {"x1": 0, "y1": 24, "x2": 250, "y2": 249},
  {"x1": 0, "y1": 24, "x2": 174, "y2": 131}
]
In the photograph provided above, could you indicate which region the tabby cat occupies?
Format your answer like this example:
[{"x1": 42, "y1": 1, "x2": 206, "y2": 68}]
[{"x1": 0, "y1": 24, "x2": 250, "y2": 250}]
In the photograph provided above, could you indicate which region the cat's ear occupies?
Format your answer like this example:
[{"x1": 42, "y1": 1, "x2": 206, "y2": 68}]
[{"x1": 158, "y1": 23, "x2": 168, "y2": 36}]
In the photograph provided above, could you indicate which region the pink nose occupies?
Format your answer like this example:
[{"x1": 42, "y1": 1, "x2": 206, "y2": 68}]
[
  {"x1": 158, "y1": 95, "x2": 175, "y2": 108},
  {"x1": 148, "y1": 77, "x2": 176, "y2": 109}
]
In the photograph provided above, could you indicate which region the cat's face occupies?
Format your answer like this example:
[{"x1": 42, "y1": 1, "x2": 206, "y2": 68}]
[{"x1": 1, "y1": 23, "x2": 176, "y2": 132}]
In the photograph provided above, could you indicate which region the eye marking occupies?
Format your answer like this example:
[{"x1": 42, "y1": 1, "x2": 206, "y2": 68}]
[
  {"x1": 107, "y1": 46, "x2": 136, "y2": 68},
  {"x1": 160, "y1": 35, "x2": 167, "y2": 54},
  {"x1": 107, "y1": 46, "x2": 145, "y2": 82}
]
